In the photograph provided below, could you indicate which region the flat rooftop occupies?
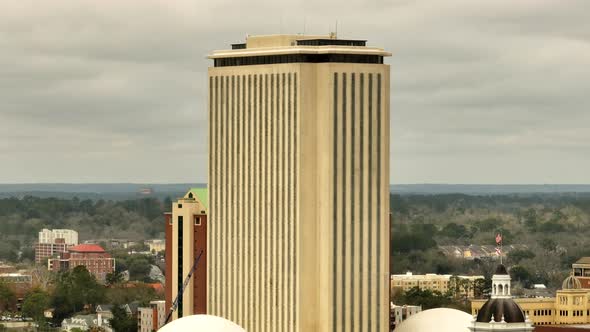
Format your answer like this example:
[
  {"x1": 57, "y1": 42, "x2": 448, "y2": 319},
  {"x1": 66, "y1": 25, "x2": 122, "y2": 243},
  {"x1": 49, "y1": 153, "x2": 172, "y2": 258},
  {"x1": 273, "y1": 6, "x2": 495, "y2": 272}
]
[{"x1": 209, "y1": 34, "x2": 391, "y2": 60}]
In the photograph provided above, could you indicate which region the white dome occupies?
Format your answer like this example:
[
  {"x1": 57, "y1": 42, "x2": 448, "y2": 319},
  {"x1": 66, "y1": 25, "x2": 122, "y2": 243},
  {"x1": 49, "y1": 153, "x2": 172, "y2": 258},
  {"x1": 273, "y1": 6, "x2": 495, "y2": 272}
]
[
  {"x1": 396, "y1": 308, "x2": 473, "y2": 332},
  {"x1": 158, "y1": 315, "x2": 245, "y2": 332}
]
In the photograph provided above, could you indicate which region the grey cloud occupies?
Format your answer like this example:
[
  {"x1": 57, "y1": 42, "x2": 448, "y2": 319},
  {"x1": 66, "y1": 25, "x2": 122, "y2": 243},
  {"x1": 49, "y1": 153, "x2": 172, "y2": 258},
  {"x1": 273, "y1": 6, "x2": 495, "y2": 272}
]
[{"x1": 1, "y1": 0, "x2": 589, "y2": 183}]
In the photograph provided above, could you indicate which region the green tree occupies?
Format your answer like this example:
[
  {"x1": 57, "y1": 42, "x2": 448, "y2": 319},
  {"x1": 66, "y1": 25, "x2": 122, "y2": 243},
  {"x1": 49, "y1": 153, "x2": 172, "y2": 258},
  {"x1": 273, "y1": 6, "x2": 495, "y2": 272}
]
[
  {"x1": 538, "y1": 221, "x2": 565, "y2": 233},
  {"x1": 0, "y1": 281, "x2": 16, "y2": 311},
  {"x1": 109, "y1": 305, "x2": 138, "y2": 332},
  {"x1": 540, "y1": 238, "x2": 557, "y2": 252},
  {"x1": 22, "y1": 289, "x2": 50, "y2": 324},
  {"x1": 51, "y1": 266, "x2": 106, "y2": 323},
  {"x1": 523, "y1": 208, "x2": 538, "y2": 231},
  {"x1": 20, "y1": 246, "x2": 35, "y2": 262},
  {"x1": 127, "y1": 256, "x2": 152, "y2": 282},
  {"x1": 473, "y1": 278, "x2": 489, "y2": 298},
  {"x1": 89, "y1": 327, "x2": 107, "y2": 332},
  {"x1": 510, "y1": 265, "x2": 533, "y2": 288},
  {"x1": 106, "y1": 270, "x2": 125, "y2": 286},
  {"x1": 394, "y1": 287, "x2": 457, "y2": 310},
  {"x1": 508, "y1": 249, "x2": 536, "y2": 264},
  {"x1": 105, "y1": 284, "x2": 158, "y2": 306},
  {"x1": 440, "y1": 223, "x2": 468, "y2": 239}
]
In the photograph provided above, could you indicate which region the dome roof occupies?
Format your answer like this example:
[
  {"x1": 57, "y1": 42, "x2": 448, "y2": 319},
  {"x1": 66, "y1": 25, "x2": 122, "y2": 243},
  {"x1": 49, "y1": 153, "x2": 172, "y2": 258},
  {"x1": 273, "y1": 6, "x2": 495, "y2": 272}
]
[
  {"x1": 562, "y1": 275, "x2": 582, "y2": 290},
  {"x1": 158, "y1": 315, "x2": 245, "y2": 332},
  {"x1": 495, "y1": 264, "x2": 508, "y2": 275},
  {"x1": 396, "y1": 308, "x2": 472, "y2": 332},
  {"x1": 476, "y1": 298, "x2": 525, "y2": 323}
]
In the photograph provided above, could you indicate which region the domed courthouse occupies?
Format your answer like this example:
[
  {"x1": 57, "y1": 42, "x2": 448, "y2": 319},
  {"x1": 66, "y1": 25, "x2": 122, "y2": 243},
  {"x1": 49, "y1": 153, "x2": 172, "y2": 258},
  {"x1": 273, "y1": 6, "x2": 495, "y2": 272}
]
[
  {"x1": 470, "y1": 265, "x2": 534, "y2": 331},
  {"x1": 472, "y1": 258, "x2": 590, "y2": 327}
]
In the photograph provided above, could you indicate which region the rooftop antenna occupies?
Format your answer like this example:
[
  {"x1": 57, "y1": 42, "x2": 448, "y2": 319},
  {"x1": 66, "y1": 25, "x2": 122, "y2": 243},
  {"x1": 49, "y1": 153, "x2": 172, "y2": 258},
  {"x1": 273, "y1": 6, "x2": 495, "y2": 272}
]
[
  {"x1": 303, "y1": 17, "x2": 306, "y2": 35},
  {"x1": 335, "y1": 20, "x2": 338, "y2": 38}
]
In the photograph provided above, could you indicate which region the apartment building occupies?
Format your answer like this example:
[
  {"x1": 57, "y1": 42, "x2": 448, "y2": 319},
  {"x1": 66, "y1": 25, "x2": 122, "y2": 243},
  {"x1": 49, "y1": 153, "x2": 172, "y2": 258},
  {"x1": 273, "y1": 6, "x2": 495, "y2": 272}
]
[
  {"x1": 138, "y1": 300, "x2": 166, "y2": 332},
  {"x1": 391, "y1": 272, "x2": 485, "y2": 298}
]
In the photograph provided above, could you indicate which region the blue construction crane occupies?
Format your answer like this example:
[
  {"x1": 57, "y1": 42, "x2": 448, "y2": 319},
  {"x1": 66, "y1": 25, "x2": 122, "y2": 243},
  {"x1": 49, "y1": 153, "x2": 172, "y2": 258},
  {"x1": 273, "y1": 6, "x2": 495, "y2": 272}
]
[{"x1": 164, "y1": 249, "x2": 204, "y2": 324}]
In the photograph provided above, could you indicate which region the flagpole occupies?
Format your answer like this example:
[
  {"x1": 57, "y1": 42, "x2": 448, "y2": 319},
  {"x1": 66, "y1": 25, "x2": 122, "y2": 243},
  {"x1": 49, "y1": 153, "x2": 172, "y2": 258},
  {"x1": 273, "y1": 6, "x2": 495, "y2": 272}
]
[{"x1": 500, "y1": 233, "x2": 503, "y2": 265}]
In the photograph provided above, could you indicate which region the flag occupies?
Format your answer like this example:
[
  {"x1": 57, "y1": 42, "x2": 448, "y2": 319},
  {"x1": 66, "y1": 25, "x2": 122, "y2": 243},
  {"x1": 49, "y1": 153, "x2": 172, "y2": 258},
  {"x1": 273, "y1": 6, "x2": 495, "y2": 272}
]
[
  {"x1": 495, "y1": 233, "x2": 502, "y2": 245},
  {"x1": 496, "y1": 247, "x2": 502, "y2": 256}
]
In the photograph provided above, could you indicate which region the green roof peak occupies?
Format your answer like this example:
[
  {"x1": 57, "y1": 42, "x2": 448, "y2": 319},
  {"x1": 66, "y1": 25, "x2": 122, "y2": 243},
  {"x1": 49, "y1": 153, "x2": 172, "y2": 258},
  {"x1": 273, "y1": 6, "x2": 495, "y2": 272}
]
[{"x1": 188, "y1": 187, "x2": 208, "y2": 209}]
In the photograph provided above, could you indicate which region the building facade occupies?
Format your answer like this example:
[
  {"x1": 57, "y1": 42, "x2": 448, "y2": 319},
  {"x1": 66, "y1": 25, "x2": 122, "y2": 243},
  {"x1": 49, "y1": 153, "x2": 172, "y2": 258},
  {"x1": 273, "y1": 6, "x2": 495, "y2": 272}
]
[
  {"x1": 61, "y1": 314, "x2": 100, "y2": 332},
  {"x1": 165, "y1": 188, "x2": 208, "y2": 320},
  {"x1": 39, "y1": 228, "x2": 78, "y2": 245},
  {"x1": 0, "y1": 272, "x2": 32, "y2": 312},
  {"x1": 138, "y1": 300, "x2": 166, "y2": 332},
  {"x1": 391, "y1": 272, "x2": 485, "y2": 298},
  {"x1": 35, "y1": 228, "x2": 78, "y2": 264},
  {"x1": 390, "y1": 304, "x2": 421, "y2": 330},
  {"x1": 472, "y1": 273, "x2": 590, "y2": 327},
  {"x1": 145, "y1": 239, "x2": 165, "y2": 253},
  {"x1": 572, "y1": 257, "x2": 590, "y2": 288},
  {"x1": 48, "y1": 244, "x2": 115, "y2": 282},
  {"x1": 469, "y1": 264, "x2": 534, "y2": 331},
  {"x1": 35, "y1": 241, "x2": 74, "y2": 264},
  {"x1": 207, "y1": 34, "x2": 391, "y2": 332}
]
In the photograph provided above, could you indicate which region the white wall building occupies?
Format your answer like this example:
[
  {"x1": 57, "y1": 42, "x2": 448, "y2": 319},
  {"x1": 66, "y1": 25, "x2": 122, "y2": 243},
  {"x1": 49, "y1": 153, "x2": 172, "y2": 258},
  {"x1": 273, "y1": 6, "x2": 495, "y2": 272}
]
[
  {"x1": 391, "y1": 303, "x2": 422, "y2": 328},
  {"x1": 137, "y1": 300, "x2": 166, "y2": 332},
  {"x1": 38, "y1": 229, "x2": 78, "y2": 245}
]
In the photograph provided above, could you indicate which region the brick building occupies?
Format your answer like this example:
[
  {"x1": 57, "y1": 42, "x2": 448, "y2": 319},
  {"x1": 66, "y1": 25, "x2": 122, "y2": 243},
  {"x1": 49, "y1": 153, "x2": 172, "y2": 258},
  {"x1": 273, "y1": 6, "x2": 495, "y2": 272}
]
[
  {"x1": 48, "y1": 244, "x2": 115, "y2": 282},
  {"x1": 0, "y1": 272, "x2": 32, "y2": 312},
  {"x1": 165, "y1": 188, "x2": 207, "y2": 321},
  {"x1": 35, "y1": 240, "x2": 74, "y2": 264},
  {"x1": 35, "y1": 229, "x2": 78, "y2": 264}
]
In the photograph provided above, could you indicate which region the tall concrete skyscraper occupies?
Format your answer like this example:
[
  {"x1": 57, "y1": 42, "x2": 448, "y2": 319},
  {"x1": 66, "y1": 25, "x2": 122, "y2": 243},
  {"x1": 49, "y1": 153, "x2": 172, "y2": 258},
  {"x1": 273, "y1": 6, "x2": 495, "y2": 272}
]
[{"x1": 207, "y1": 34, "x2": 390, "y2": 332}]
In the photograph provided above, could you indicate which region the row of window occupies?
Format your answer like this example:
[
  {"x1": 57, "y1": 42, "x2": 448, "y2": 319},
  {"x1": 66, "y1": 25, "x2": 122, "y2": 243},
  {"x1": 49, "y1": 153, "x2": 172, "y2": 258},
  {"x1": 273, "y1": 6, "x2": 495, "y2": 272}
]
[
  {"x1": 214, "y1": 54, "x2": 384, "y2": 67},
  {"x1": 296, "y1": 39, "x2": 367, "y2": 47},
  {"x1": 573, "y1": 268, "x2": 590, "y2": 277},
  {"x1": 533, "y1": 309, "x2": 552, "y2": 316},
  {"x1": 230, "y1": 39, "x2": 367, "y2": 50},
  {"x1": 331, "y1": 71, "x2": 384, "y2": 331},
  {"x1": 557, "y1": 310, "x2": 587, "y2": 317},
  {"x1": 208, "y1": 72, "x2": 300, "y2": 329},
  {"x1": 169, "y1": 215, "x2": 203, "y2": 226},
  {"x1": 558, "y1": 295, "x2": 587, "y2": 305}
]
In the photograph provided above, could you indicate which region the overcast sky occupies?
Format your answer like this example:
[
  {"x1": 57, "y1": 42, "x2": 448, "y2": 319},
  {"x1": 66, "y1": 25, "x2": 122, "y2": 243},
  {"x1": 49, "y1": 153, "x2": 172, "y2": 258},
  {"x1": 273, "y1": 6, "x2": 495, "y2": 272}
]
[{"x1": 1, "y1": 0, "x2": 589, "y2": 184}]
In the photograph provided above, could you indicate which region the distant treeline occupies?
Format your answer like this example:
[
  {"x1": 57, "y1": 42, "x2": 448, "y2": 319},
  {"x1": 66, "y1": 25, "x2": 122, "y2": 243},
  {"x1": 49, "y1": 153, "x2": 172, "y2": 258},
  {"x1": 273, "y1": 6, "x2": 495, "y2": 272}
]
[
  {"x1": 389, "y1": 193, "x2": 590, "y2": 289},
  {"x1": 3, "y1": 192, "x2": 590, "y2": 290},
  {"x1": 0, "y1": 196, "x2": 173, "y2": 262}
]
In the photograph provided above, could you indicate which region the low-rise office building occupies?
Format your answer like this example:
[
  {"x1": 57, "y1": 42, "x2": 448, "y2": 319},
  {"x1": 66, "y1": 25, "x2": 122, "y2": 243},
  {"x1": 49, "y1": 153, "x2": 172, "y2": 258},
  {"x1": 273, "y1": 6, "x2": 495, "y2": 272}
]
[
  {"x1": 391, "y1": 272, "x2": 485, "y2": 298},
  {"x1": 48, "y1": 244, "x2": 115, "y2": 282}
]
